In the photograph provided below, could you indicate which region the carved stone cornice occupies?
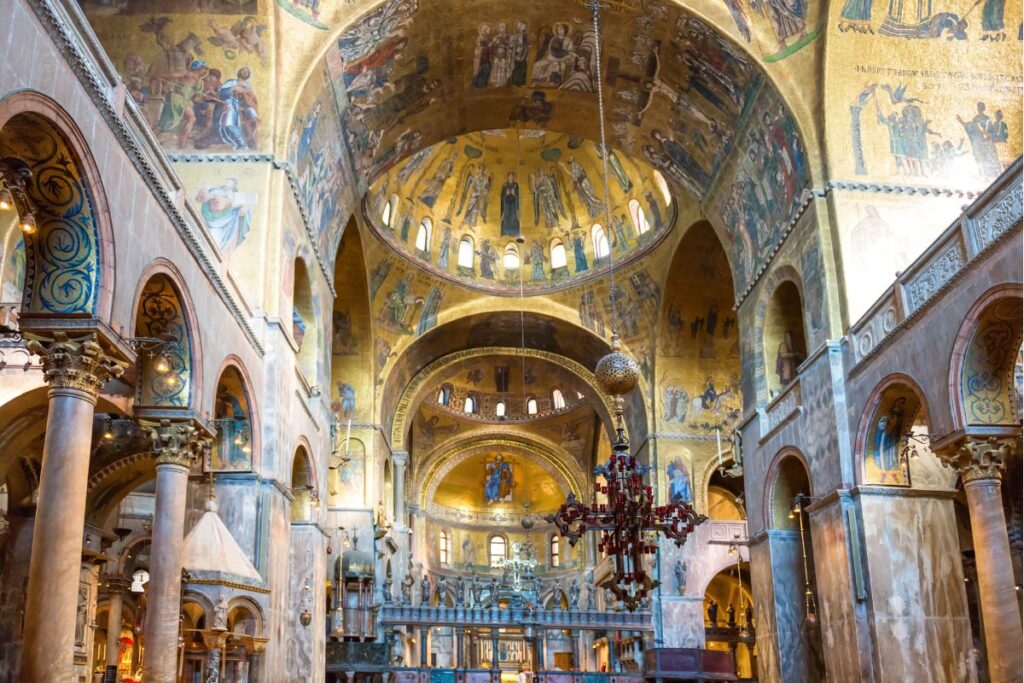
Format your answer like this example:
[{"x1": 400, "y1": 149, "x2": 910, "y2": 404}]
[
  {"x1": 143, "y1": 419, "x2": 210, "y2": 469},
  {"x1": 936, "y1": 435, "x2": 1020, "y2": 483},
  {"x1": 25, "y1": 332, "x2": 128, "y2": 396}
]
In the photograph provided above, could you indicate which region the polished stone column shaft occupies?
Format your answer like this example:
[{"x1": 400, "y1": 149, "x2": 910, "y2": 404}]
[
  {"x1": 392, "y1": 451, "x2": 408, "y2": 529},
  {"x1": 142, "y1": 420, "x2": 203, "y2": 683},
  {"x1": 21, "y1": 334, "x2": 125, "y2": 683},
  {"x1": 103, "y1": 578, "x2": 131, "y2": 682},
  {"x1": 941, "y1": 436, "x2": 1023, "y2": 683},
  {"x1": 105, "y1": 590, "x2": 124, "y2": 670}
]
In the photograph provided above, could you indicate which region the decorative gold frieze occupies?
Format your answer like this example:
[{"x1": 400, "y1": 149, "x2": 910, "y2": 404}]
[{"x1": 26, "y1": 332, "x2": 127, "y2": 396}]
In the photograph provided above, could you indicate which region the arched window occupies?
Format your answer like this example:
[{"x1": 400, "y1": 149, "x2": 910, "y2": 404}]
[
  {"x1": 495, "y1": 401, "x2": 506, "y2": 418},
  {"x1": 592, "y1": 224, "x2": 610, "y2": 259},
  {"x1": 551, "y1": 389, "x2": 566, "y2": 410},
  {"x1": 437, "y1": 383, "x2": 453, "y2": 406},
  {"x1": 439, "y1": 530, "x2": 451, "y2": 565},
  {"x1": 489, "y1": 535, "x2": 508, "y2": 568},
  {"x1": 527, "y1": 397, "x2": 538, "y2": 415},
  {"x1": 654, "y1": 170, "x2": 672, "y2": 205},
  {"x1": 550, "y1": 534, "x2": 560, "y2": 567},
  {"x1": 415, "y1": 218, "x2": 432, "y2": 253},
  {"x1": 629, "y1": 199, "x2": 650, "y2": 236},
  {"x1": 463, "y1": 394, "x2": 477, "y2": 414},
  {"x1": 550, "y1": 239, "x2": 567, "y2": 269},
  {"x1": 503, "y1": 243, "x2": 520, "y2": 270},
  {"x1": 457, "y1": 236, "x2": 474, "y2": 269},
  {"x1": 381, "y1": 194, "x2": 398, "y2": 227}
]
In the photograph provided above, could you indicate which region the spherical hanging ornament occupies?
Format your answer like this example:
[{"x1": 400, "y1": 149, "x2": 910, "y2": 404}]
[
  {"x1": 595, "y1": 335, "x2": 640, "y2": 397},
  {"x1": 521, "y1": 513, "x2": 535, "y2": 530}
]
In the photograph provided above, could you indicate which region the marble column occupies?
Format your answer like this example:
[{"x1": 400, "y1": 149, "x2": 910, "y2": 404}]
[
  {"x1": 392, "y1": 451, "x2": 408, "y2": 529},
  {"x1": 939, "y1": 436, "x2": 1023, "y2": 683},
  {"x1": 142, "y1": 420, "x2": 206, "y2": 683},
  {"x1": 491, "y1": 630, "x2": 500, "y2": 671},
  {"x1": 21, "y1": 333, "x2": 126, "y2": 683},
  {"x1": 103, "y1": 577, "x2": 132, "y2": 683}
]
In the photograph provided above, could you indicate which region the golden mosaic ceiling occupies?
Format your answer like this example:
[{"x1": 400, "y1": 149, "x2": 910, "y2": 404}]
[{"x1": 366, "y1": 129, "x2": 674, "y2": 294}]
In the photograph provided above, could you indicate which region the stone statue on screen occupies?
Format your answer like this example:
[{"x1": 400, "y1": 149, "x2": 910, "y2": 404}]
[{"x1": 674, "y1": 559, "x2": 687, "y2": 595}]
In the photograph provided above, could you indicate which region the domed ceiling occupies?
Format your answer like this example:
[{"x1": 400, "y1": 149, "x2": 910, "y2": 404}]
[
  {"x1": 365, "y1": 129, "x2": 675, "y2": 294},
  {"x1": 431, "y1": 452, "x2": 568, "y2": 513}
]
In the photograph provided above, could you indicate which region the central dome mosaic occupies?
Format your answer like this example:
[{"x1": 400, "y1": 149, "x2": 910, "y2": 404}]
[{"x1": 365, "y1": 129, "x2": 676, "y2": 294}]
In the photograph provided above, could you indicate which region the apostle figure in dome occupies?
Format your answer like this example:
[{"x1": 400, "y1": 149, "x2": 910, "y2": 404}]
[{"x1": 500, "y1": 171, "x2": 521, "y2": 237}]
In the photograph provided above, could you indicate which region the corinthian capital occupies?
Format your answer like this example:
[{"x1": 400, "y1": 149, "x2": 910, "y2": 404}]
[
  {"x1": 145, "y1": 419, "x2": 210, "y2": 468},
  {"x1": 937, "y1": 435, "x2": 1019, "y2": 483},
  {"x1": 26, "y1": 332, "x2": 127, "y2": 396}
]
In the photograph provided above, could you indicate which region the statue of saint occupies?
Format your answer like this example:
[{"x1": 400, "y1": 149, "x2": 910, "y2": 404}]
[
  {"x1": 214, "y1": 593, "x2": 229, "y2": 630},
  {"x1": 401, "y1": 571, "x2": 414, "y2": 605},
  {"x1": 420, "y1": 573, "x2": 432, "y2": 606},
  {"x1": 674, "y1": 559, "x2": 687, "y2": 595},
  {"x1": 775, "y1": 330, "x2": 803, "y2": 386},
  {"x1": 454, "y1": 575, "x2": 465, "y2": 606},
  {"x1": 436, "y1": 574, "x2": 448, "y2": 606},
  {"x1": 569, "y1": 578, "x2": 580, "y2": 608},
  {"x1": 707, "y1": 599, "x2": 719, "y2": 627}
]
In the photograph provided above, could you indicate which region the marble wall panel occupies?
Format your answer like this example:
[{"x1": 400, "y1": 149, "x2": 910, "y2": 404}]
[
  {"x1": 809, "y1": 499, "x2": 873, "y2": 682},
  {"x1": 857, "y1": 492, "x2": 975, "y2": 683},
  {"x1": 660, "y1": 596, "x2": 706, "y2": 648},
  {"x1": 749, "y1": 538, "x2": 780, "y2": 683}
]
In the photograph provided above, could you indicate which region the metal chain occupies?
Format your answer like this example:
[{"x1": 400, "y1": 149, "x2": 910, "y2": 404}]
[{"x1": 588, "y1": 0, "x2": 619, "y2": 340}]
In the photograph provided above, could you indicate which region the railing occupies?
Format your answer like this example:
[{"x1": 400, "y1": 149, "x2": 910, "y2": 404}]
[
  {"x1": 697, "y1": 519, "x2": 748, "y2": 546},
  {"x1": 387, "y1": 670, "x2": 646, "y2": 683},
  {"x1": 848, "y1": 159, "x2": 1022, "y2": 369},
  {"x1": 380, "y1": 604, "x2": 653, "y2": 631},
  {"x1": 757, "y1": 380, "x2": 801, "y2": 443}
]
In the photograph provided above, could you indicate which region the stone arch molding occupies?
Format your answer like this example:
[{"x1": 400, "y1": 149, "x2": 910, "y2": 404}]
[
  {"x1": 0, "y1": 91, "x2": 115, "y2": 320},
  {"x1": 390, "y1": 346, "x2": 618, "y2": 451},
  {"x1": 947, "y1": 284, "x2": 1023, "y2": 430},
  {"x1": 415, "y1": 434, "x2": 586, "y2": 511}
]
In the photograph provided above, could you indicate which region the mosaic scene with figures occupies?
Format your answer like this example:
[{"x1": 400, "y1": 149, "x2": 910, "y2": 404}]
[{"x1": 0, "y1": 0, "x2": 1020, "y2": 682}]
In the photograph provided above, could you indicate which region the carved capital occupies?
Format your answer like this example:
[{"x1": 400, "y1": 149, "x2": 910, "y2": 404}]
[
  {"x1": 392, "y1": 451, "x2": 409, "y2": 468},
  {"x1": 26, "y1": 332, "x2": 127, "y2": 396},
  {"x1": 937, "y1": 436, "x2": 1019, "y2": 483},
  {"x1": 144, "y1": 419, "x2": 209, "y2": 468}
]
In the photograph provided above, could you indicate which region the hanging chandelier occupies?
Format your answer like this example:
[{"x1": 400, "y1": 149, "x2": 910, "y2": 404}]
[{"x1": 545, "y1": 2, "x2": 705, "y2": 612}]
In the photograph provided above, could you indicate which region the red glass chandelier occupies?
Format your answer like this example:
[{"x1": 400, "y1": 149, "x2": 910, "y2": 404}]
[
  {"x1": 546, "y1": 340, "x2": 706, "y2": 612},
  {"x1": 544, "y1": 0, "x2": 705, "y2": 612}
]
